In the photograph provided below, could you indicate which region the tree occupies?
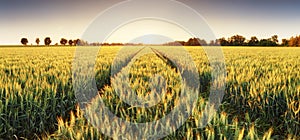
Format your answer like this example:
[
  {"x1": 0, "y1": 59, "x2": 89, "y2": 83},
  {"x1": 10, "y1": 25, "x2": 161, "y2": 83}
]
[
  {"x1": 68, "y1": 40, "x2": 73, "y2": 46},
  {"x1": 296, "y1": 36, "x2": 300, "y2": 47},
  {"x1": 229, "y1": 35, "x2": 246, "y2": 46},
  {"x1": 281, "y1": 39, "x2": 289, "y2": 46},
  {"x1": 72, "y1": 39, "x2": 89, "y2": 46},
  {"x1": 288, "y1": 36, "x2": 300, "y2": 47},
  {"x1": 248, "y1": 36, "x2": 259, "y2": 46},
  {"x1": 271, "y1": 35, "x2": 278, "y2": 46},
  {"x1": 198, "y1": 39, "x2": 208, "y2": 46},
  {"x1": 60, "y1": 38, "x2": 68, "y2": 45},
  {"x1": 258, "y1": 39, "x2": 269, "y2": 46},
  {"x1": 36, "y1": 38, "x2": 40, "y2": 46},
  {"x1": 288, "y1": 37, "x2": 295, "y2": 47},
  {"x1": 73, "y1": 39, "x2": 79, "y2": 46},
  {"x1": 44, "y1": 37, "x2": 52, "y2": 46},
  {"x1": 184, "y1": 38, "x2": 203, "y2": 46},
  {"x1": 218, "y1": 37, "x2": 229, "y2": 46},
  {"x1": 21, "y1": 38, "x2": 28, "y2": 46},
  {"x1": 163, "y1": 41, "x2": 185, "y2": 46},
  {"x1": 258, "y1": 38, "x2": 277, "y2": 46}
]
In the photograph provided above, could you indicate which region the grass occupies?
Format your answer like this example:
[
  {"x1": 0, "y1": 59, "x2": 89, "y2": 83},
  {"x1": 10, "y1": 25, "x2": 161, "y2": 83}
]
[{"x1": 0, "y1": 46, "x2": 299, "y2": 139}]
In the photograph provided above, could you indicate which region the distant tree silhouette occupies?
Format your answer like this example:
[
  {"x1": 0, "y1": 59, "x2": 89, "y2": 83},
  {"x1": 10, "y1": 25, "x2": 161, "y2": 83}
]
[
  {"x1": 163, "y1": 41, "x2": 185, "y2": 46},
  {"x1": 271, "y1": 35, "x2": 278, "y2": 45},
  {"x1": 199, "y1": 39, "x2": 208, "y2": 46},
  {"x1": 21, "y1": 38, "x2": 28, "y2": 46},
  {"x1": 289, "y1": 37, "x2": 295, "y2": 47},
  {"x1": 281, "y1": 39, "x2": 289, "y2": 46},
  {"x1": 288, "y1": 36, "x2": 300, "y2": 47},
  {"x1": 36, "y1": 38, "x2": 40, "y2": 46},
  {"x1": 248, "y1": 36, "x2": 259, "y2": 46},
  {"x1": 101, "y1": 43, "x2": 110, "y2": 46},
  {"x1": 44, "y1": 37, "x2": 52, "y2": 46},
  {"x1": 60, "y1": 38, "x2": 68, "y2": 45},
  {"x1": 258, "y1": 39, "x2": 269, "y2": 46},
  {"x1": 218, "y1": 38, "x2": 229, "y2": 46},
  {"x1": 110, "y1": 42, "x2": 123, "y2": 46},
  {"x1": 73, "y1": 39, "x2": 79, "y2": 46},
  {"x1": 71, "y1": 39, "x2": 89, "y2": 46},
  {"x1": 184, "y1": 38, "x2": 202, "y2": 46},
  {"x1": 91, "y1": 42, "x2": 102, "y2": 46},
  {"x1": 258, "y1": 38, "x2": 277, "y2": 46},
  {"x1": 229, "y1": 35, "x2": 246, "y2": 46},
  {"x1": 68, "y1": 40, "x2": 73, "y2": 46},
  {"x1": 18, "y1": 34, "x2": 300, "y2": 47}
]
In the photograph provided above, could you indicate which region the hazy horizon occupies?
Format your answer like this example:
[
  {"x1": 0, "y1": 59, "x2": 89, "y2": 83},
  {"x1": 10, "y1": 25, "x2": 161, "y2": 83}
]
[{"x1": 1, "y1": 0, "x2": 300, "y2": 45}]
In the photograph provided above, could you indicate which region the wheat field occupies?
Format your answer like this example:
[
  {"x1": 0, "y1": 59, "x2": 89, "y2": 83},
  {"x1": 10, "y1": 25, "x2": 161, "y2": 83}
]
[{"x1": 0, "y1": 46, "x2": 299, "y2": 139}]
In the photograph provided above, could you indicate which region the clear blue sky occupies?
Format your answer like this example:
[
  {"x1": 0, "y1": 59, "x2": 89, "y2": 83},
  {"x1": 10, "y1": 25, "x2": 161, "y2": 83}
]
[{"x1": 0, "y1": 0, "x2": 299, "y2": 45}]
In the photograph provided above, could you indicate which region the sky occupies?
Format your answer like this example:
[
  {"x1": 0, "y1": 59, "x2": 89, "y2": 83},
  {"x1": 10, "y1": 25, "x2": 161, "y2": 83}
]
[{"x1": 0, "y1": 0, "x2": 299, "y2": 45}]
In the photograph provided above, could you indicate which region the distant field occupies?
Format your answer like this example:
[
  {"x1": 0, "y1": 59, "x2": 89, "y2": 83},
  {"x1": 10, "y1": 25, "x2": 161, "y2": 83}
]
[{"x1": 0, "y1": 46, "x2": 299, "y2": 139}]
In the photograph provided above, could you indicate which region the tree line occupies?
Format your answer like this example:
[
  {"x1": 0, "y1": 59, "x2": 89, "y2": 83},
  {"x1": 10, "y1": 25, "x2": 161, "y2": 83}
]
[
  {"x1": 164, "y1": 35, "x2": 300, "y2": 47},
  {"x1": 20, "y1": 37, "x2": 89, "y2": 46},
  {"x1": 21, "y1": 35, "x2": 300, "y2": 47}
]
